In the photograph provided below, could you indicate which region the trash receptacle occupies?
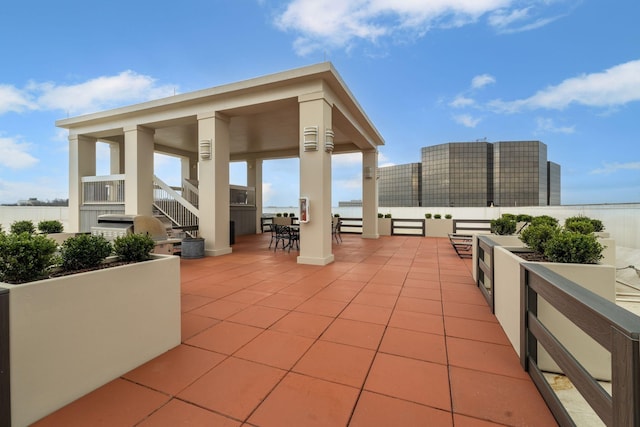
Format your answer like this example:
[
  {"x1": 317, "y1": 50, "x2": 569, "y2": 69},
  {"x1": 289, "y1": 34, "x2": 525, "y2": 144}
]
[
  {"x1": 181, "y1": 237, "x2": 205, "y2": 259},
  {"x1": 230, "y1": 221, "x2": 235, "y2": 245}
]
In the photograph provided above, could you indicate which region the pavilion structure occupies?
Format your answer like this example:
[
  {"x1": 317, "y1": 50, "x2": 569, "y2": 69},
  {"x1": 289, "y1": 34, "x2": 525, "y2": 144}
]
[{"x1": 57, "y1": 62, "x2": 385, "y2": 265}]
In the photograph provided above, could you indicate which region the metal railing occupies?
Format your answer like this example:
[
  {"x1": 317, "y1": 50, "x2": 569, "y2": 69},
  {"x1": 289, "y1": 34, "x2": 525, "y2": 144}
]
[
  {"x1": 453, "y1": 219, "x2": 492, "y2": 234},
  {"x1": 81, "y1": 174, "x2": 125, "y2": 204},
  {"x1": 153, "y1": 176, "x2": 199, "y2": 232},
  {"x1": 0, "y1": 288, "x2": 10, "y2": 426},
  {"x1": 391, "y1": 218, "x2": 425, "y2": 236},
  {"x1": 521, "y1": 263, "x2": 640, "y2": 426}
]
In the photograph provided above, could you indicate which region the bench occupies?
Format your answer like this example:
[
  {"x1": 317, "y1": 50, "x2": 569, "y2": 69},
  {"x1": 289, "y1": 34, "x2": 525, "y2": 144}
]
[{"x1": 448, "y1": 233, "x2": 473, "y2": 258}]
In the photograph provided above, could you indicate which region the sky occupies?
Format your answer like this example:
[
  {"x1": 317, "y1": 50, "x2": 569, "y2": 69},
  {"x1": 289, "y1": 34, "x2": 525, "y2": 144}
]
[{"x1": 0, "y1": 0, "x2": 639, "y2": 206}]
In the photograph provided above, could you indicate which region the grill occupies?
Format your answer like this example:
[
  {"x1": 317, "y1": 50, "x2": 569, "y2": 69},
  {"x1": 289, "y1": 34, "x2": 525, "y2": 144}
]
[{"x1": 90, "y1": 214, "x2": 135, "y2": 240}]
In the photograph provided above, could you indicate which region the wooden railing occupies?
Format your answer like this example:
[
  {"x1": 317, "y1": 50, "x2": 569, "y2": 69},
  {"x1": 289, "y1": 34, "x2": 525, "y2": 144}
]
[
  {"x1": 81, "y1": 174, "x2": 125, "y2": 204},
  {"x1": 476, "y1": 235, "x2": 496, "y2": 311},
  {"x1": 0, "y1": 288, "x2": 10, "y2": 426},
  {"x1": 521, "y1": 263, "x2": 640, "y2": 426}
]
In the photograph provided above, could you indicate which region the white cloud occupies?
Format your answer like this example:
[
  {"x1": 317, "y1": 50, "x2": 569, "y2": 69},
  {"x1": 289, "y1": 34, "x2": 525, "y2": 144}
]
[
  {"x1": 275, "y1": 0, "x2": 520, "y2": 55},
  {"x1": 590, "y1": 162, "x2": 640, "y2": 175},
  {"x1": 0, "y1": 85, "x2": 36, "y2": 114},
  {"x1": 453, "y1": 114, "x2": 481, "y2": 128},
  {"x1": 471, "y1": 74, "x2": 496, "y2": 89},
  {"x1": 0, "y1": 177, "x2": 67, "y2": 204},
  {"x1": 489, "y1": 60, "x2": 640, "y2": 112},
  {"x1": 450, "y1": 95, "x2": 475, "y2": 108},
  {"x1": 535, "y1": 117, "x2": 575, "y2": 134},
  {"x1": 33, "y1": 70, "x2": 177, "y2": 115},
  {"x1": 0, "y1": 136, "x2": 39, "y2": 169}
]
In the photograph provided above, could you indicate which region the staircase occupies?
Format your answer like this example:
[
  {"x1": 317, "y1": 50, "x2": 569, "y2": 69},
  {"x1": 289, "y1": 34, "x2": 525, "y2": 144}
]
[{"x1": 153, "y1": 176, "x2": 200, "y2": 237}]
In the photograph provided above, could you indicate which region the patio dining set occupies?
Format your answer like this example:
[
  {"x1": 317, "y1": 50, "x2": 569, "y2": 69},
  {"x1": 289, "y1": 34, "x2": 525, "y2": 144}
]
[{"x1": 266, "y1": 216, "x2": 342, "y2": 252}]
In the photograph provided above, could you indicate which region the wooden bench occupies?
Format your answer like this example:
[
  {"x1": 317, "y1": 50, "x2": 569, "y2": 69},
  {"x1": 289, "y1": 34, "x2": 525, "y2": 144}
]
[{"x1": 448, "y1": 233, "x2": 473, "y2": 258}]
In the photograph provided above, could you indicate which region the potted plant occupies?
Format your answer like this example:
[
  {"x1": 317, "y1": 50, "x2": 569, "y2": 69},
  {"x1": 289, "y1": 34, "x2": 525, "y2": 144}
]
[
  {"x1": 425, "y1": 213, "x2": 432, "y2": 219},
  {"x1": 0, "y1": 230, "x2": 180, "y2": 426},
  {"x1": 378, "y1": 213, "x2": 391, "y2": 236},
  {"x1": 425, "y1": 214, "x2": 453, "y2": 237},
  {"x1": 490, "y1": 216, "x2": 613, "y2": 381},
  {"x1": 490, "y1": 215, "x2": 516, "y2": 235},
  {"x1": 445, "y1": 214, "x2": 452, "y2": 219}
]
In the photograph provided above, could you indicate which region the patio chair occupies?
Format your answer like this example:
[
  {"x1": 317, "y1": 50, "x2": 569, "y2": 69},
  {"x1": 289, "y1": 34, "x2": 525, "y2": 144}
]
[
  {"x1": 332, "y1": 217, "x2": 342, "y2": 244},
  {"x1": 273, "y1": 224, "x2": 291, "y2": 251},
  {"x1": 448, "y1": 233, "x2": 472, "y2": 258}
]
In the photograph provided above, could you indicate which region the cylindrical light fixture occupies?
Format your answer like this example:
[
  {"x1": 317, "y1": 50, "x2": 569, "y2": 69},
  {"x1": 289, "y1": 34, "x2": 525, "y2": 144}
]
[{"x1": 199, "y1": 139, "x2": 212, "y2": 160}]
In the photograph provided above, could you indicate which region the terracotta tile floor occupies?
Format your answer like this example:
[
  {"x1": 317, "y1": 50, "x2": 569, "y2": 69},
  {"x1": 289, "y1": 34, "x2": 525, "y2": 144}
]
[{"x1": 34, "y1": 234, "x2": 558, "y2": 426}]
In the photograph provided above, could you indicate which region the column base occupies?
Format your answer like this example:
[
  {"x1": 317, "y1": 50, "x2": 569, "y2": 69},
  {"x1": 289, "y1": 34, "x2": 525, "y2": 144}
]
[
  {"x1": 361, "y1": 233, "x2": 380, "y2": 239},
  {"x1": 297, "y1": 254, "x2": 335, "y2": 266},
  {"x1": 204, "y1": 247, "x2": 233, "y2": 257}
]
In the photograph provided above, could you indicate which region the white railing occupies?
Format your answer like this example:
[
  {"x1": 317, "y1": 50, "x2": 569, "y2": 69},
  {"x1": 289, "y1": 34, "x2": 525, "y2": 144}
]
[
  {"x1": 153, "y1": 176, "x2": 199, "y2": 230},
  {"x1": 182, "y1": 179, "x2": 199, "y2": 208},
  {"x1": 81, "y1": 175, "x2": 125, "y2": 204}
]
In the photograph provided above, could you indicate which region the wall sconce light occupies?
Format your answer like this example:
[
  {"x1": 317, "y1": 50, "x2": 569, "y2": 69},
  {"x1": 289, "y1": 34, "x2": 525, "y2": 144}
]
[
  {"x1": 324, "y1": 128, "x2": 335, "y2": 153},
  {"x1": 199, "y1": 139, "x2": 212, "y2": 160},
  {"x1": 364, "y1": 166, "x2": 373, "y2": 179},
  {"x1": 303, "y1": 126, "x2": 318, "y2": 151}
]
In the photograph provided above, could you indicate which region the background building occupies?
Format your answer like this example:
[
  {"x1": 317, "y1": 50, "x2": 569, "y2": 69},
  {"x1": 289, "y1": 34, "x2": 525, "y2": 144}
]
[
  {"x1": 378, "y1": 163, "x2": 422, "y2": 207},
  {"x1": 377, "y1": 140, "x2": 560, "y2": 207}
]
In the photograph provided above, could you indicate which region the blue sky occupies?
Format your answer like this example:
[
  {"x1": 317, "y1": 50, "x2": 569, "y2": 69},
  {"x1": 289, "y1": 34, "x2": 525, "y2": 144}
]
[{"x1": 1, "y1": 0, "x2": 638, "y2": 206}]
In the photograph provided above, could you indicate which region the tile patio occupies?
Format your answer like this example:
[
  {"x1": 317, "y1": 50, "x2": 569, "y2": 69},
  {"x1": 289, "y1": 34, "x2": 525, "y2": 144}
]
[{"x1": 33, "y1": 233, "x2": 557, "y2": 426}]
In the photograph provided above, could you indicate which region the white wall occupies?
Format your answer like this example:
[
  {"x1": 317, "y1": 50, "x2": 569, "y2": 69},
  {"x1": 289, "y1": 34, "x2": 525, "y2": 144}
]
[
  {"x1": 4, "y1": 203, "x2": 639, "y2": 250},
  {"x1": 0, "y1": 206, "x2": 70, "y2": 232},
  {"x1": 330, "y1": 204, "x2": 640, "y2": 250}
]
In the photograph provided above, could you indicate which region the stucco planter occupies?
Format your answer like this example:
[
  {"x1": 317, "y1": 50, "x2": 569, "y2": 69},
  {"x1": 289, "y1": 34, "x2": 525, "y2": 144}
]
[
  {"x1": 493, "y1": 246, "x2": 615, "y2": 381},
  {"x1": 378, "y1": 218, "x2": 391, "y2": 236},
  {"x1": 425, "y1": 218, "x2": 453, "y2": 237},
  {"x1": 0, "y1": 254, "x2": 181, "y2": 427}
]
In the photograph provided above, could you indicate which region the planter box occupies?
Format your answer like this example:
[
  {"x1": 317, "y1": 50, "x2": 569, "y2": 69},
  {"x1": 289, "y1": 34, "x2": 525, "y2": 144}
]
[
  {"x1": 378, "y1": 218, "x2": 391, "y2": 236},
  {"x1": 493, "y1": 247, "x2": 615, "y2": 381},
  {"x1": 0, "y1": 255, "x2": 181, "y2": 427},
  {"x1": 425, "y1": 219, "x2": 453, "y2": 237}
]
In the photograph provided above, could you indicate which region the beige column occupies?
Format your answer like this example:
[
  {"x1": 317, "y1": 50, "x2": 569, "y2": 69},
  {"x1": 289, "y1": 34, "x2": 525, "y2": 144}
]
[
  {"x1": 198, "y1": 112, "x2": 231, "y2": 256},
  {"x1": 298, "y1": 93, "x2": 334, "y2": 265},
  {"x1": 361, "y1": 150, "x2": 379, "y2": 239},
  {"x1": 68, "y1": 134, "x2": 97, "y2": 232},
  {"x1": 109, "y1": 141, "x2": 124, "y2": 174},
  {"x1": 247, "y1": 158, "x2": 263, "y2": 233},
  {"x1": 181, "y1": 152, "x2": 198, "y2": 182},
  {"x1": 123, "y1": 126, "x2": 154, "y2": 216}
]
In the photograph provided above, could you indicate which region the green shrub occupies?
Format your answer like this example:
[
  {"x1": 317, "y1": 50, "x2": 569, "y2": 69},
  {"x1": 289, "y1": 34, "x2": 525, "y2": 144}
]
[
  {"x1": 113, "y1": 233, "x2": 155, "y2": 262},
  {"x1": 564, "y1": 216, "x2": 595, "y2": 234},
  {"x1": 10, "y1": 220, "x2": 35, "y2": 235},
  {"x1": 283, "y1": 213, "x2": 289, "y2": 217},
  {"x1": 516, "y1": 214, "x2": 533, "y2": 223},
  {"x1": 425, "y1": 213, "x2": 432, "y2": 219},
  {"x1": 0, "y1": 233, "x2": 57, "y2": 283},
  {"x1": 445, "y1": 214, "x2": 452, "y2": 219},
  {"x1": 501, "y1": 213, "x2": 516, "y2": 221},
  {"x1": 384, "y1": 213, "x2": 392, "y2": 218},
  {"x1": 490, "y1": 217, "x2": 516, "y2": 235},
  {"x1": 530, "y1": 215, "x2": 558, "y2": 227},
  {"x1": 520, "y1": 224, "x2": 559, "y2": 254},
  {"x1": 378, "y1": 213, "x2": 383, "y2": 218},
  {"x1": 276, "y1": 213, "x2": 282, "y2": 217},
  {"x1": 544, "y1": 231, "x2": 603, "y2": 264},
  {"x1": 333, "y1": 213, "x2": 340, "y2": 217},
  {"x1": 61, "y1": 234, "x2": 112, "y2": 271},
  {"x1": 434, "y1": 214, "x2": 441, "y2": 219},
  {"x1": 38, "y1": 220, "x2": 64, "y2": 234},
  {"x1": 591, "y1": 219, "x2": 605, "y2": 232},
  {"x1": 289, "y1": 213, "x2": 295, "y2": 217}
]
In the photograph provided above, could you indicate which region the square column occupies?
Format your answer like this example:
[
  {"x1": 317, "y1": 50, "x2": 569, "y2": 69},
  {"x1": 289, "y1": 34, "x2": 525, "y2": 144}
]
[
  {"x1": 109, "y1": 141, "x2": 124, "y2": 175},
  {"x1": 68, "y1": 134, "x2": 97, "y2": 232},
  {"x1": 198, "y1": 112, "x2": 231, "y2": 256},
  {"x1": 362, "y1": 150, "x2": 379, "y2": 239},
  {"x1": 247, "y1": 159, "x2": 263, "y2": 234},
  {"x1": 124, "y1": 126, "x2": 154, "y2": 216},
  {"x1": 298, "y1": 93, "x2": 334, "y2": 265}
]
